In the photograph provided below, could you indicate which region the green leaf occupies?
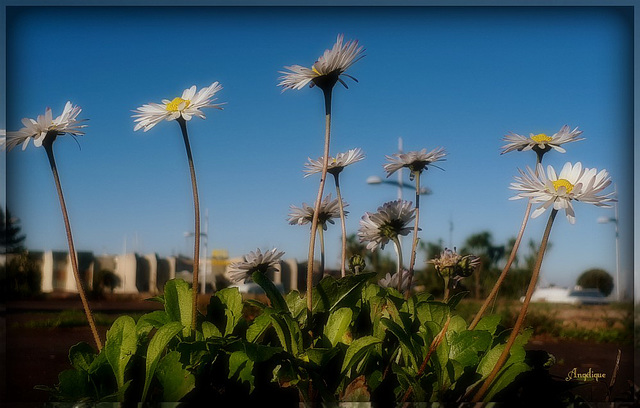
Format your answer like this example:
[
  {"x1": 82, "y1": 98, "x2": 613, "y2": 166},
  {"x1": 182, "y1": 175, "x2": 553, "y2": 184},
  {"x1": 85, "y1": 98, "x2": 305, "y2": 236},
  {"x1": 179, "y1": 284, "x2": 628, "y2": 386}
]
[
  {"x1": 136, "y1": 310, "x2": 171, "y2": 339},
  {"x1": 303, "y1": 347, "x2": 339, "y2": 367},
  {"x1": 446, "y1": 290, "x2": 469, "y2": 309},
  {"x1": 477, "y1": 344, "x2": 505, "y2": 379},
  {"x1": 380, "y1": 318, "x2": 419, "y2": 371},
  {"x1": 269, "y1": 312, "x2": 303, "y2": 356},
  {"x1": 216, "y1": 287, "x2": 244, "y2": 336},
  {"x1": 473, "y1": 314, "x2": 501, "y2": 335},
  {"x1": 415, "y1": 302, "x2": 449, "y2": 328},
  {"x1": 229, "y1": 350, "x2": 256, "y2": 393},
  {"x1": 57, "y1": 369, "x2": 90, "y2": 400},
  {"x1": 68, "y1": 342, "x2": 96, "y2": 372},
  {"x1": 156, "y1": 351, "x2": 195, "y2": 402},
  {"x1": 341, "y1": 336, "x2": 382, "y2": 375},
  {"x1": 314, "y1": 273, "x2": 376, "y2": 312},
  {"x1": 164, "y1": 279, "x2": 193, "y2": 337},
  {"x1": 483, "y1": 362, "x2": 531, "y2": 401},
  {"x1": 285, "y1": 290, "x2": 307, "y2": 325},
  {"x1": 201, "y1": 320, "x2": 223, "y2": 339},
  {"x1": 246, "y1": 309, "x2": 275, "y2": 343},
  {"x1": 324, "y1": 307, "x2": 353, "y2": 347},
  {"x1": 104, "y1": 315, "x2": 137, "y2": 398},
  {"x1": 141, "y1": 321, "x2": 184, "y2": 401},
  {"x1": 448, "y1": 330, "x2": 492, "y2": 367},
  {"x1": 252, "y1": 271, "x2": 289, "y2": 313}
]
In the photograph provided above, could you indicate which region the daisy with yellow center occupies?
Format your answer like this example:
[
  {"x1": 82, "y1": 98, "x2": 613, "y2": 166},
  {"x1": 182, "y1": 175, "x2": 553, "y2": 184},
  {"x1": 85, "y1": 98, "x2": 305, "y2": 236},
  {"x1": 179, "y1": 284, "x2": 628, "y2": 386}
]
[
  {"x1": 132, "y1": 82, "x2": 223, "y2": 132},
  {"x1": 501, "y1": 125, "x2": 584, "y2": 155},
  {"x1": 510, "y1": 162, "x2": 614, "y2": 224}
]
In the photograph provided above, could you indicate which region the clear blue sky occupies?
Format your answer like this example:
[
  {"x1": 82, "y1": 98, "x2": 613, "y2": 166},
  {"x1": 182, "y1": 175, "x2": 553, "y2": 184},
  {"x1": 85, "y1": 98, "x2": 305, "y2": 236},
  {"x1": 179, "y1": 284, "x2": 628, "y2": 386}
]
[{"x1": 3, "y1": 6, "x2": 635, "y2": 297}]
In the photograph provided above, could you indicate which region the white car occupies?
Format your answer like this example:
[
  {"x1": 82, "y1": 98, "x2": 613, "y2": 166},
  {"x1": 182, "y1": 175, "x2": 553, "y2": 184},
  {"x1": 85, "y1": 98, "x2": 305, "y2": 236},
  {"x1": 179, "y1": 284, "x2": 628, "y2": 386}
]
[{"x1": 522, "y1": 286, "x2": 609, "y2": 305}]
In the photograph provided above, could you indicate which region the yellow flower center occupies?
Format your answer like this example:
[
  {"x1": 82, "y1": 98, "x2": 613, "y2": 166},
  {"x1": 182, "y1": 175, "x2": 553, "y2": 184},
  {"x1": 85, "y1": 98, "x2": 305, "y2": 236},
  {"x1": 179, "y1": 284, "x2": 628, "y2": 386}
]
[
  {"x1": 552, "y1": 178, "x2": 574, "y2": 194},
  {"x1": 312, "y1": 66, "x2": 321, "y2": 76},
  {"x1": 166, "y1": 97, "x2": 191, "y2": 112},
  {"x1": 530, "y1": 133, "x2": 553, "y2": 143}
]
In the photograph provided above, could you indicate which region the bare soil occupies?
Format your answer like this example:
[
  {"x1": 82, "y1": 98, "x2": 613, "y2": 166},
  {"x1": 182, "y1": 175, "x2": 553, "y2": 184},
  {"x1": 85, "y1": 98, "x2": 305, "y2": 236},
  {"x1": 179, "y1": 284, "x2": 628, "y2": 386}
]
[{"x1": 1, "y1": 298, "x2": 637, "y2": 406}]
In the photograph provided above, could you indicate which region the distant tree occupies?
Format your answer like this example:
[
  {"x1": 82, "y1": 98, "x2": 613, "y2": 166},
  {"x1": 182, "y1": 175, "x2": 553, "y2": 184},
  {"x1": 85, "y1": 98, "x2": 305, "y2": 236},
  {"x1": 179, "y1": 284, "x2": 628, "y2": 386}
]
[
  {"x1": 1, "y1": 207, "x2": 26, "y2": 253},
  {"x1": 1, "y1": 252, "x2": 41, "y2": 299},
  {"x1": 577, "y1": 268, "x2": 613, "y2": 296}
]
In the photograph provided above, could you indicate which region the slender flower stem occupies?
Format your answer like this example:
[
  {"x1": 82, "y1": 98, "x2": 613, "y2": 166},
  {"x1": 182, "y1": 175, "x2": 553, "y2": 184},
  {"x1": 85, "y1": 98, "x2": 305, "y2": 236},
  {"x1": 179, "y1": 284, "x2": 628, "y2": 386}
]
[
  {"x1": 332, "y1": 173, "x2": 347, "y2": 277},
  {"x1": 443, "y1": 276, "x2": 450, "y2": 302},
  {"x1": 177, "y1": 117, "x2": 200, "y2": 332},
  {"x1": 468, "y1": 155, "x2": 542, "y2": 330},
  {"x1": 392, "y1": 236, "x2": 404, "y2": 292},
  {"x1": 306, "y1": 88, "x2": 332, "y2": 312},
  {"x1": 405, "y1": 170, "x2": 421, "y2": 299},
  {"x1": 472, "y1": 209, "x2": 557, "y2": 402},
  {"x1": 43, "y1": 135, "x2": 102, "y2": 351},
  {"x1": 318, "y1": 226, "x2": 325, "y2": 276}
]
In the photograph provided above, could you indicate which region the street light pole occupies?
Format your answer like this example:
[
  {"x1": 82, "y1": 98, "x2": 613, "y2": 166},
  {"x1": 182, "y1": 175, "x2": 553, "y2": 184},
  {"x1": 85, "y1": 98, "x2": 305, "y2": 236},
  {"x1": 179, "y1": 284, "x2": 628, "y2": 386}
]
[{"x1": 597, "y1": 185, "x2": 620, "y2": 301}]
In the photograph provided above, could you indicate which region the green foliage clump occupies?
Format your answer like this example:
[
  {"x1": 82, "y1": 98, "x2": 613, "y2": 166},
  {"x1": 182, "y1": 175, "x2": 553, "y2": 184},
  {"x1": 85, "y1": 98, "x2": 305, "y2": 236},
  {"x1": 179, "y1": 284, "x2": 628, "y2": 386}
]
[{"x1": 42, "y1": 277, "x2": 576, "y2": 404}]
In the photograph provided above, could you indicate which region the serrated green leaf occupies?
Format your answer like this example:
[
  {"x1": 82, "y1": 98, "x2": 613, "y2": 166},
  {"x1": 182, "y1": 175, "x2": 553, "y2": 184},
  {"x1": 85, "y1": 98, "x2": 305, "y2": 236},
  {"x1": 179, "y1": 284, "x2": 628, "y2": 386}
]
[
  {"x1": 474, "y1": 314, "x2": 501, "y2": 335},
  {"x1": 164, "y1": 279, "x2": 193, "y2": 337},
  {"x1": 477, "y1": 344, "x2": 505, "y2": 379},
  {"x1": 303, "y1": 347, "x2": 339, "y2": 367},
  {"x1": 136, "y1": 310, "x2": 171, "y2": 339},
  {"x1": 104, "y1": 315, "x2": 137, "y2": 399},
  {"x1": 216, "y1": 287, "x2": 244, "y2": 336},
  {"x1": 156, "y1": 351, "x2": 195, "y2": 402},
  {"x1": 380, "y1": 318, "x2": 419, "y2": 371},
  {"x1": 448, "y1": 330, "x2": 492, "y2": 367},
  {"x1": 269, "y1": 312, "x2": 302, "y2": 356},
  {"x1": 141, "y1": 321, "x2": 183, "y2": 401},
  {"x1": 252, "y1": 271, "x2": 288, "y2": 313},
  {"x1": 246, "y1": 309, "x2": 275, "y2": 343},
  {"x1": 68, "y1": 342, "x2": 96, "y2": 372},
  {"x1": 484, "y1": 362, "x2": 531, "y2": 401},
  {"x1": 324, "y1": 308, "x2": 353, "y2": 347},
  {"x1": 415, "y1": 302, "x2": 449, "y2": 327},
  {"x1": 57, "y1": 369, "x2": 89, "y2": 400},
  {"x1": 314, "y1": 273, "x2": 376, "y2": 312},
  {"x1": 229, "y1": 350, "x2": 256, "y2": 393},
  {"x1": 201, "y1": 320, "x2": 222, "y2": 339},
  {"x1": 341, "y1": 336, "x2": 381, "y2": 375}
]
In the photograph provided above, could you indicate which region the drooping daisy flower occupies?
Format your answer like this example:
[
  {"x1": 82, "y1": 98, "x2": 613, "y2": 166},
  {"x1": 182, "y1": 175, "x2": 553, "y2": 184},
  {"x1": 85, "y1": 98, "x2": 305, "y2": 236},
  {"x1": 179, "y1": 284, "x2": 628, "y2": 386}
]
[
  {"x1": 358, "y1": 200, "x2": 416, "y2": 251},
  {"x1": 304, "y1": 147, "x2": 365, "y2": 177},
  {"x1": 288, "y1": 194, "x2": 346, "y2": 230},
  {"x1": 510, "y1": 162, "x2": 615, "y2": 224},
  {"x1": 227, "y1": 248, "x2": 285, "y2": 284},
  {"x1": 501, "y1": 125, "x2": 584, "y2": 155},
  {"x1": 378, "y1": 269, "x2": 413, "y2": 293},
  {"x1": 430, "y1": 248, "x2": 481, "y2": 279},
  {"x1": 6, "y1": 102, "x2": 87, "y2": 150},
  {"x1": 383, "y1": 147, "x2": 446, "y2": 178},
  {"x1": 278, "y1": 34, "x2": 365, "y2": 92},
  {"x1": 132, "y1": 82, "x2": 223, "y2": 132}
]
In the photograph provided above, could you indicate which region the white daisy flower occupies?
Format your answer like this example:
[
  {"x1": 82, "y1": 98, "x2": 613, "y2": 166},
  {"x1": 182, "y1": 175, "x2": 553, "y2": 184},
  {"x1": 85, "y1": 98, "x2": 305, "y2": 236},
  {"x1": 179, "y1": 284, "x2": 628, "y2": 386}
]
[
  {"x1": 278, "y1": 34, "x2": 365, "y2": 91},
  {"x1": 378, "y1": 269, "x2": 413, "y2": 293},
  {"x1": 226, "y1": 248, "x2": 285, "y2": 284},
  {"x1": 288, "y1": 194, "x2": 346, "y2": 231},
  {"x1": 510, "y1": 162, "x2": 615, "y2": 224},
  {"x1": 303, "y1": 147, "x2": 365, "y2": 177},
  {"x1": 132, "y1": 82, "x2": 223, "y2": 132},
  {"x1": 6, "y1": 102, "x2": 87, "y2": 150},
  {"x1": 358, "y1": 199, "x2": 416, "y2": 251},
  {"x1": 501, "y1": 125, "x2": 584, "y2": 155},
  {"x1": 383, "y1": 147, "x2": 446, "y2": 178}
]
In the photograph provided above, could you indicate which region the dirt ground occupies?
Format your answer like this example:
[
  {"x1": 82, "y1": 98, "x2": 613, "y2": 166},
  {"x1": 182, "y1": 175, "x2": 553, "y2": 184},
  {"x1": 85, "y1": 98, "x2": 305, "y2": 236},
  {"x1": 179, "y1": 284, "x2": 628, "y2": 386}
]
[{"x1": 1, "y1": 298, "x2": 638, "y2": 406}]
